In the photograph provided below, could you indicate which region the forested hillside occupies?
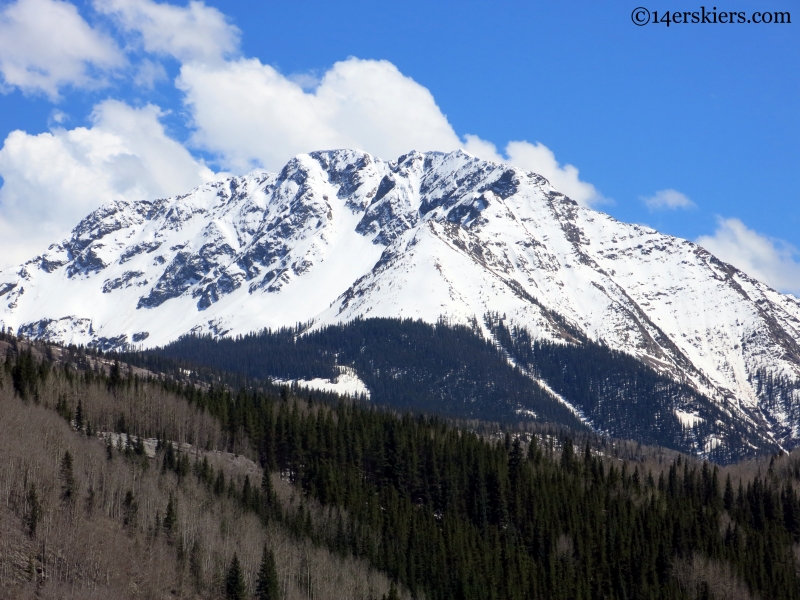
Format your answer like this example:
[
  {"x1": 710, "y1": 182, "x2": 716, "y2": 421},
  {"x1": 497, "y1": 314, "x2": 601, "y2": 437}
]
[
  {"x1": 3, "y1": 332, "x2": 800, "y2": 599},
  {"x1": 0, "y1": 335, "x2": 406, "y2": 600},
  {"x1": 129, "y1": 317, "x2": 776, "y2": 462}
]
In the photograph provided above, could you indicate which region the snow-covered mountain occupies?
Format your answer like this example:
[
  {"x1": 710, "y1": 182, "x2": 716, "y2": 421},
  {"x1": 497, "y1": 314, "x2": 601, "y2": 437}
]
[{"x1": 2, "y1": 149, "x2": 799, "y2": 447}]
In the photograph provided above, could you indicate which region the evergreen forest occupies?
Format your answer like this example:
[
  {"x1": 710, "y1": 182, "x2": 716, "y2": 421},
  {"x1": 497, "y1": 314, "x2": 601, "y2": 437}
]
[
  {"x1": 2, "y1": 330, "x2": 800, "y2": 599},
  {"x1": 125, "y1": 316, "x2": 776, "y2": 462}
]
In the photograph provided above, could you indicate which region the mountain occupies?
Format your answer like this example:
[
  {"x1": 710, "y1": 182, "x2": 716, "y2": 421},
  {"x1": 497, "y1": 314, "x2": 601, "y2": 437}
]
[{"x1": 1, "y1": 149, "x2": 799, "y2": 452}]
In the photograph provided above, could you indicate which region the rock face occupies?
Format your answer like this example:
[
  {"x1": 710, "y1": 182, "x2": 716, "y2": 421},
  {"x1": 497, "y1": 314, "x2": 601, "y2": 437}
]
[{"x1": 2, "y1": 149, "x2": 799, "y2": 446}]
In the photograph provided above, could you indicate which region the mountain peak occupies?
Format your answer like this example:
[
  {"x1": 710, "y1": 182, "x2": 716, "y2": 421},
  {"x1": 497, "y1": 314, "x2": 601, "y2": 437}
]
[{"x1": 2, "y1": 149, "x2": 799, "y2": 448}]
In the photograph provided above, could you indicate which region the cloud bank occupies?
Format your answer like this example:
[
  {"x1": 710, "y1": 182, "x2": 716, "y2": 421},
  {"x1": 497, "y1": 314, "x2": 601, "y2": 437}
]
[
  {"x1": 697, "y1": 218, "x2": 800, "y2": 296},
  {"x1": 5, "y1": 0, "x2": 793, "y2": 300},
  {"x1": 0, "y1": 0, "x2": 609, "y2": 269},
  {"x1": 0, "y1": 100, "x2": 219, "y2": 266},
  {"x1": 0, "y1": 0, "x2": 125, "y2": 99}
]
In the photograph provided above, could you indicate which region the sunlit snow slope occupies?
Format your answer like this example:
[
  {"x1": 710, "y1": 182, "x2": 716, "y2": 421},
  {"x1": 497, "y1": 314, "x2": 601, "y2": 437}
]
[{"x1": 2, "y1": 149, "x2": 799, "y2": 445}]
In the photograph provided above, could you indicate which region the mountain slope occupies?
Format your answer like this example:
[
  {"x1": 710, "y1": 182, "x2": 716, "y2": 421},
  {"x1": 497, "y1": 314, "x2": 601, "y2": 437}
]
[{"x1": 1, "y1": 149, "x2": 799, "y2": 449}]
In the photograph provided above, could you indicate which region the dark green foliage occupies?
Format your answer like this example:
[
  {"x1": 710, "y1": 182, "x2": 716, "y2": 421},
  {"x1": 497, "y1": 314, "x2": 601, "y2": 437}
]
[
  {"x1": 163, "y1": 493, "x2": 176, "y2": 536},
  {"x1": 134, "y1": 318, "x2": 585, "y2": 428},
  {"x1": 255, "y1": 544, "x2": 280, "y2": 600},
  {"x1": 108, "y1": 359, "x2": 122, "y2": 389},
  {"x1": 123, "y1": 490, "x2": 138, "y2": 527},
  {"x1": 108, "y1": 332, "x2": 800, "y2": 599},
  {"x1": 6, "y1": 330, "x2": 800, "y2": 600},
  {"x1": 59, "y1": 451, "x2": 74, "y2": 503},
  {"x1": 214, "y1": 470, "x2": 226, "y2": 496},
  {"x1": 56, "y1": 395, "x2": 72, "y2": 422},
  {"x1": 74, "y1": 398, "x2": 83, "y2": 431},
  {"x1": 11, "y1": 348, "x2": 41, "y2": 400},
  {"x1": 162, "y1": 441, "x2": 176, "y2": 473},
  {"x1": 487, "y1": 314, "x2": 778, "y2": 461},
  {"x1": 383, "y1": 584, "x2": 400, "y2": 600},
  {"x1": 163, "y1": 374, "x2": 800, "y2": 600},
  {"x1": 121, "y1": 317, "x2": 781, "y2": 461},
  {"x1": 225, "y1": 553, "x2": 247, "y2": 600}
]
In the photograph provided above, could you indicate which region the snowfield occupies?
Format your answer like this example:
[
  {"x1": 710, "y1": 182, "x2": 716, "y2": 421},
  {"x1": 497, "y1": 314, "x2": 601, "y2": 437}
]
[{"x1": 1, "y1": 148, "x2": 799, "y2": 445}]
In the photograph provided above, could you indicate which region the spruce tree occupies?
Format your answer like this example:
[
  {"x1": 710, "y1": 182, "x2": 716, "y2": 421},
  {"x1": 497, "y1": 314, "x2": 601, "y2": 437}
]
[
  {"x1": 255, "y1": 544, "x2": 280, "y2": 600},
  {"x1": 163, "y1": 493, "x2": 177, "y2": 536},
  {"x1": 25, "y1": 483, "x2": 40, "y2": 537},
  {"x1": 225, "y1": 553, "x2": 247, "y2": 600},
  {"x1": 109, "y1": 360, "x2": 122, "y2": 389},
  {"x1": 384, "y1": 583, "x2": 400, "y2": 600},
  {"x1": 74, "y1": 398, "x2": 83, "y2": 432},
  {"x1": 60, "y1": 450, "x2": 75, "y2": 503}
]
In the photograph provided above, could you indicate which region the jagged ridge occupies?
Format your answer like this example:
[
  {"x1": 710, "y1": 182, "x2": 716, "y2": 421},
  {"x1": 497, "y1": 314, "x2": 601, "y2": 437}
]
[{"x1": 1, "y1": 149, "x2": 799, "y2": 451}]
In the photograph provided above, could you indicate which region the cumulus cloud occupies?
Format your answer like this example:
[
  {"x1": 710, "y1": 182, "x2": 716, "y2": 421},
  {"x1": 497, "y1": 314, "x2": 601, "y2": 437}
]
[
  {"x1": 95, "y1": 0, "x2": 240, "y2": 64},
  {"x1": 0, "y1": 0, "x2": 613, "y2": 268},
  {"x1": 177, "y1": 57, "x2": 463, "y2": 171},
  {"x1": 176, "y1": 56, "x2": 607, "y2": 207},
  {"x1": 697, "y1": 218, "x2": 800, "y2": 296},
  {"x1": 642, "y1": 189, "x2": 695, "y2": 210},
  {"x1": 463, "y1": 135, "x2": 606, "y2": 207},
  {"x1": 0, "y1": 100, "x2": 220, "y2": 268},
  {"x1": 0, "y1": 0, "x2": 125, "y2": 99}
]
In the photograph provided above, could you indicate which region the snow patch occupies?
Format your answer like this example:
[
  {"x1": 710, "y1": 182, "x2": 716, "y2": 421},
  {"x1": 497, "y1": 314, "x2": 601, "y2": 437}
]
[
  {"x1": 274, "y1": 366, "x2": 370, "y2": 399},
  {"x1": 674, "y1": 409, "x2": 705, "y2": 428}
]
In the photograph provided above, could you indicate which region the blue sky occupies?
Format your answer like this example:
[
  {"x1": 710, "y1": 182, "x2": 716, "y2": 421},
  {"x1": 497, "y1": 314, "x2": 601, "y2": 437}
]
[{"x1": 0, "y1": 0, "x2": 797, "y2": 293}]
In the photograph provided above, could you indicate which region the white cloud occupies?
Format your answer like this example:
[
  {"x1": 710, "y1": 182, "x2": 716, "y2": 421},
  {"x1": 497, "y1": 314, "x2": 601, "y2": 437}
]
[
  {"x1": 176, "y1": 56, "x2": 607, "y2": 208},
  {"x1": 0, "y1": 0, "x2": 125, "y2": 99},
  {"x1": 133, "y1": 58, "x2": 168, "y2": 88},
  {"x1": 463, "y1": 135, "x2": 606, "y2": 207},
  {"x1": 95, "y1": 0, "x2": 240, "y2": 64},
  {"x1": 0, "y1": 99, "x2": 220, "y2": 268},
  {"x1": 642, "y1": 189, "x2": 695, "y2": 210},
  {"x1": 697, "y1": 218, "x2": 800, "y2": 295},
  {"x1": 177, "y1": 57, "x2": 464, "y2": 172}
]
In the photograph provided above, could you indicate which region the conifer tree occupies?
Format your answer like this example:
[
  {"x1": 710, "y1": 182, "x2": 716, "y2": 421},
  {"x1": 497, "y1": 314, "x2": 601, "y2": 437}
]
[
  {"x1": 109, "y1": 359, "x2": 122, "y2": 389},
  {"x1": 242, "y1": 475, "x2": 252, "y2": 509},
  {"x1": 163, "y1": 493, "x2": 177, "y2": 536},
  {"x1": 255, "y1": 544, "x2": 280, "y2": 600},
  {"x1": 225, "y1": 553, "x2": 247, "y2": 600},
  {"x1": 384, "y1": 583, "x2": 400, "y2": 600},
  {"x1": 60, "y1": 450, "x2": 75, "y2": 503},
  {"x1": 123, "y1": 490, "x2": 138, "y2": 527},
  {"x1": 74, "y1": 399, "x2": 83, "y2": 431},
  {"x1": 162, "y1": 441, "x2": 176, "y2": 473}
]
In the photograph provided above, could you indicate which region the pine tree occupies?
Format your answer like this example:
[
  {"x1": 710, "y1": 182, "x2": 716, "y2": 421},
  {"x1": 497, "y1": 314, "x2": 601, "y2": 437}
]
[
  {"x1": 60, "y1": 450, "x2": 75, "y2": 503},
  {"x1": 261, "y1": 469, "x2": 276, "y2": 519},
  {"x1": 384, "y1": 583, "x2": 400, "y2": 600},
  {"x1": 242, "y1": 475, "x2": 252, "y2": 508},
  {"x1": 109, "y1": 360, "x2": 122, "y2": 389},
  {"x1": 724, "y1": 474, "x2": 735, "y2": 511},
  {"x1": 225, "y1": 553, "x2": 247, "y2": 600},
  {"x1": 162, "y1": 441, "x2": 176, "y2": 473},
  {"x1": 123, "y1": 490, "x2": 138, "y2": 527},
  {"x1": 163, "y1": 493, "x2": 177, "y2": 536},
  {"x1": 74, "y1": 398, "x2": 83, "y2": 432},
  {"x1": 255, "y1": 544, "x2": 280, "y2": 600}
]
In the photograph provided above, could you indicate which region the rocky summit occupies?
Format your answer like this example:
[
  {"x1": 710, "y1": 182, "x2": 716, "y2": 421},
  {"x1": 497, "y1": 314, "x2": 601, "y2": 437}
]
[{"x1": 2, "y1": 149, "x2": 799, "y2": 449}]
